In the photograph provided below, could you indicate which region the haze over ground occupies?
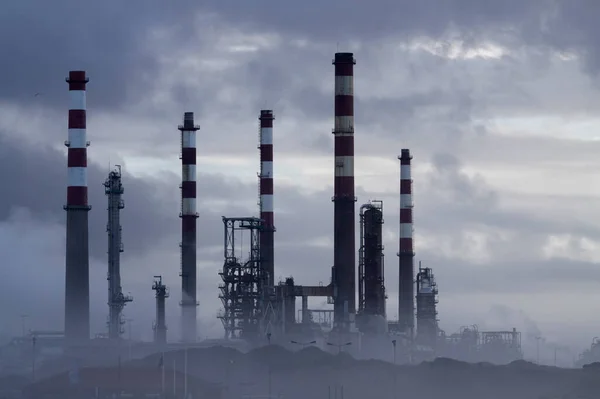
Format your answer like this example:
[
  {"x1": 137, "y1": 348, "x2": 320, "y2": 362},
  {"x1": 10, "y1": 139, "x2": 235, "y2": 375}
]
[{"x1": 1, "y1": 0, "x2": 600, "y2": 362}]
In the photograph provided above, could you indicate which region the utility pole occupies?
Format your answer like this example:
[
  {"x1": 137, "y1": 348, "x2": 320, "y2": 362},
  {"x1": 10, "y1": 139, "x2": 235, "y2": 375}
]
[
  {"x1": 267, "y1": 332, "x2": 272, "y2": 398},
  {"x1": 326, "y1": 341, "x2": 352, "y2": 399},
  {"x1": 391, "y1": 339, "x2": 397, "y2": 399},
  {"x1": 173, "y1": 359, "x2": 177, "y2": 397},
  {"x1": 535, "y1": 336, "x2": 542, "y2": 364},
  {"x1": 31, "y1": 336, "x2": 36, "y2": 383},
  {"x1": 184, "y1": 347, "x2": 188, "y2": 399}
]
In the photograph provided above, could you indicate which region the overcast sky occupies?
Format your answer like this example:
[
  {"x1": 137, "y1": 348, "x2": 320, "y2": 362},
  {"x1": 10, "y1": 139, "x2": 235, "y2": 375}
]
[{"x1": 2, "y1": 0, "x2": 600, "y2": 359}]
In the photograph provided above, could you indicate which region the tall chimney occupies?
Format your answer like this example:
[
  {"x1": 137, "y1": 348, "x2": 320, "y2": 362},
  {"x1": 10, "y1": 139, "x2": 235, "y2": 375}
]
[
  {"x1": 64, "y1": 71, "x2": 91, "y2": 343},
  {"x1": 332, "y1": 52, "x2": 357, "y2": 330},
  {"x1": 178, "y1": 112, "x2": 199, "y2": 343},
  {"x1": 259, "y1": 110, "x2": 275, "y2": 288},
  {"x1": 398, "y1": 149, "x2": 415, "y2": 336}
]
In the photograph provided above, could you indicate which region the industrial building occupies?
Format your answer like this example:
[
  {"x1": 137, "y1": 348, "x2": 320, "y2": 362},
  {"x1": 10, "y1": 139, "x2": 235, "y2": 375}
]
[{"x1": 6, "y1": 51, "x2": 526, "y2": 372}]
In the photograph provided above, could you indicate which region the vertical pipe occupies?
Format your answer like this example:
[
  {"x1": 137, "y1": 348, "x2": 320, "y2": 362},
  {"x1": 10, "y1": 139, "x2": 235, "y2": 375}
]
[
  {"x1": 179, "y1": 112, "x2": 199, "y2": 343},
  {"x1": 332, "y1": 52, "x2": 356, "y2": 330},
  {"x1": 64, "y1": 70, "x2": 91, "y2": 343},
  {"x1": 398, "y1": 149, "x2": 415, "y2": 336},
  {"x1": 259, "y1": 110, "x2": 275, "y2": 288}
]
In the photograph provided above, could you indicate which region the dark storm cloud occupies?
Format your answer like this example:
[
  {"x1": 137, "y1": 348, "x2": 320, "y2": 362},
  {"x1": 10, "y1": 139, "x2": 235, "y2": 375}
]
[
  {"x1": 0, "y1": 0, "x2": 200, "y2": 110},
  {"x1": 202, "y1": 0, "x2": 548, "y2": 42},
  {"x1": 3, "y1": 0, "x2": 596, "y2": 118},
  {"x1": 0, "y1": 130, "x2": 178, "y2": 259},
  {"x1": 0, "y1": 129, "x2": 317, "y2": 263}
]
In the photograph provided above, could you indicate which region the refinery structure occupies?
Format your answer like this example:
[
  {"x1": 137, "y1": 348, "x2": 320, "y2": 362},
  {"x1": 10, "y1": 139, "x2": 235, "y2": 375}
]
[{"x1": 6, "y1": 52, "x2": 531, "y2": 368}]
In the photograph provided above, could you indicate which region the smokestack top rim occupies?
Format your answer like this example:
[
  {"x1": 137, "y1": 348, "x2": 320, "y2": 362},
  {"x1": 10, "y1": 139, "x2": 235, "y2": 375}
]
[
  {"x1": 259, "y1": 109, "x2": 275, "y2": 118},
  {"x1": 333, "y1": 52, "x2": 356, "y2": 65},
  {"x1": 398, "y1": 149, "x2": 412, "y2": 160},
  {"x1": 66, "y1": 70, "x2": 88, "y2": 84}
]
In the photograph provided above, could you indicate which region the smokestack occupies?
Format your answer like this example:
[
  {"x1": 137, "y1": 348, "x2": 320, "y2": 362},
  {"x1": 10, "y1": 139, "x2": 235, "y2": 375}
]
[
  {"x1": 398, "y1": 149, "x2": 415, "y2": 336},
  {"x1": 64, "y1": 70, "x2": 91, "y2": 343},
  {"x1": 259, "y1": 110, "x2": 275, "y2": 288},
  {"x1": 332, "y1": 52, "x2": 357, "y2": 330},
  {"x1": 178, "y1": 112, "x2": 199, "y2": 343}
]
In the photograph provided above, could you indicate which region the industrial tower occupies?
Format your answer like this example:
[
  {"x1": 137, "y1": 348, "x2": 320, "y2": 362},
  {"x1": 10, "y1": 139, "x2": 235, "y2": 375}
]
[
  {"x1": 258, "y1": 110, "x2": 275, "y2": 289},
  {"x1": 398, "y1": 149, "x2": 415, "y2": 337},
  {"x1": 152, "y1": 275, "x2": 169, "y2": 345},
  {"x1": 358, "y1": 200, "x2": 386, "y2": 329},
  {"x1": 104, "y1": 166, "x2": 133, "y2": 339},
  {"x1": 64, "y1": 70, "x2": 91, "y2": 343},
  {"x1": 331, "y1": 52, "x2": 357, "y2": 331},
  {"x1": 178, "y1": 112, "x2": 199, "y2": 343},
  {"x1": 258, "y1": 110, "x2": 277, "y2": 335},
  {"x1": 416, "y1": 264, "x2": 439, "y2": 347},
  {"x1": 218, "y1": 217, "x2": 262, "y2": 339}
]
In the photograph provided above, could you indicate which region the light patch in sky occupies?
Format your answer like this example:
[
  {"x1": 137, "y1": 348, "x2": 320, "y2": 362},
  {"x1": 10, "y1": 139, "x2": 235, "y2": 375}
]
[
  {"x1": 220, "y1": 32, "x2": 282, "y2": 53},
  {"x1": 487, "y1": 116, "x2": 600, "y2": 141},
  {"x1": 463, "y1": 162, "x2": 600, "y2": 199},
  {"x1": 417, "y1": 229, "x2": 493, "y2": 264},
  {"x1": 404, "y1": 38, "x2": 508, "y2": 60},
  {"x1": 303, "y1": 235, "x2": 334, "y2": 249},
  {"x1": 542, "y1": 234, "x2": 600, "y2": 263}
]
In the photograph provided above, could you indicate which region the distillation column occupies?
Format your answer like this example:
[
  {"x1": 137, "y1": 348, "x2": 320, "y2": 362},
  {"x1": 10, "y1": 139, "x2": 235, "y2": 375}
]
[
  {"x1": 105, "y1": 166, "x2": 132, "y2": 339},
  {"x1": 64, "y1": 71, "x2": 91, "y2": 343},
  {"x1": 153, "y1": 276, "x2": 169, "y2": 345},
  {"x1": 416, "y1": 265, "x2": 439, "y2": 347},
  {"x1": 332, "y1": 52, "x2": 357, "y2": 330},
  {"x1": 179, "y1": 112, "x2": 200, "y2": 343},
  {"x1": 359, "y1": 201, "x2": 385, "y2": 318},
  {"x1": 398, "y1": 149, "x2": 415, "y2": 337}
]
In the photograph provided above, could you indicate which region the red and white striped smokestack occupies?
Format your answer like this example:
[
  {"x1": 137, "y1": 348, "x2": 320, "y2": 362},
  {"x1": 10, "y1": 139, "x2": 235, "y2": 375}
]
[
  {"x1": 179, "y1": 112, "x2": 199, "y2": 343},
  {"x1": 66, "y1": 72, "x2": 89, "y2": 210},
  {"x1": 259, "y1": 110, "x2": 275, "y2": 288},
  {"x1": 332, "y1": 52, "x2": 357, "y2": 330},
  {"x1": 398, "y1": 149, "x2": 415, "y2": 336},
  {"x1": 64, "y1": 70, "x2": 91, "y2": 343}
]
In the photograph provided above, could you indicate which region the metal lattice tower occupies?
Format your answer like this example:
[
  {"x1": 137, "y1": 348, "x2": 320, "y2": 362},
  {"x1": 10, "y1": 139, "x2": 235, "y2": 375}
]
[
  {"x1": 218, "y1": 217, "x2": 262, "y2": 340},
  {"x1": 152, "y1": 275, "x2": 169, "y2": 345},
  {"x1": 104, "y1": 166, "x2": 132, "y2": 339}
]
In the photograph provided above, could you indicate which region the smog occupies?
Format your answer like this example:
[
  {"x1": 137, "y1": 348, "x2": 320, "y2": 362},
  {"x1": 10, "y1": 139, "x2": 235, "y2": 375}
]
[{"x1": 2, "y1": 2, "x2": 600, "y2": 398}]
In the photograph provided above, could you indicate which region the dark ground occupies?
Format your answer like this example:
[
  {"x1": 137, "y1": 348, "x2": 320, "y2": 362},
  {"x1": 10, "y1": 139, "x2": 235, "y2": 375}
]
[
  {"x1": 5, "y1": 345, "x2": 600, "y2": 398},
  {"x1": 130, "y1": 345, "x2": 600, "y2": 399}
]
